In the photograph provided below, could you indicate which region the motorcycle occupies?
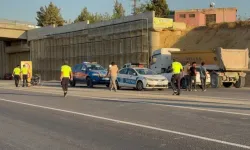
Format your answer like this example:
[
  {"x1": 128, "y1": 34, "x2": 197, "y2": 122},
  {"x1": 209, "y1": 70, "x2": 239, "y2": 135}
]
[{"x1": 30, "y1": 74, "x2": 41, "y2": 86}]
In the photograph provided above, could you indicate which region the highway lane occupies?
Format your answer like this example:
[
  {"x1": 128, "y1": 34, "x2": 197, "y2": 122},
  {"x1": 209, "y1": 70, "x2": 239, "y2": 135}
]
[
  {"x1": 0, "y1": 87, "x2": 250, "y2": 149},
  {"x1": 39, "y1": 81, "x2": 250, "y2": 100},
  {"x1": 0, "y1": 100, "x2": 236, "y2": 150},
  {"x1": 1, "y1": 84, "x2": 250, "y2": 115}
]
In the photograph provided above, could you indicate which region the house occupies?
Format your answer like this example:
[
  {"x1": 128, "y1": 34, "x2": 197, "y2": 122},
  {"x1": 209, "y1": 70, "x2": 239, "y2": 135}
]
[{"x1": 174, "y1": 7, "x2": 237, "y2": 27}]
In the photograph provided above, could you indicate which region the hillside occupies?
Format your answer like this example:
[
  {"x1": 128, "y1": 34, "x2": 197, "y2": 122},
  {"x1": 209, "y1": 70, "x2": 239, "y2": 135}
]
[{"x1": 160, "y1": 22, "x2": 250, "y2": 86}]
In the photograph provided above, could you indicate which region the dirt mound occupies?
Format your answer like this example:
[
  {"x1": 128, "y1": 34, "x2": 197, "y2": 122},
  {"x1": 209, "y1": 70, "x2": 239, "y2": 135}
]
[
  {"x1": 161, "y1": 26, "x2": 250, "y2": 50},
  {"x1": 160, "y1": 22, "x2": 250, "y2": 86}
]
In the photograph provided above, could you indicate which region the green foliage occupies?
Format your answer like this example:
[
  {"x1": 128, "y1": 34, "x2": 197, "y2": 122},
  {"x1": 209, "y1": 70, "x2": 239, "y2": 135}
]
[
  {"x1": 36, "y1": 2, "x2": 65, "y2": 27},
  {"x1": 145, "y1": 0, "x2": 170, "y2": 18},
  {"x1": 134, "y1": 3, "x2": 147, "y2": 15},
  {"x1": 113, "y1": 0, "x2": 125, "y2": 19},
  {"x1": 75, "y1": 1, "x2": 126, "y2": 24},
  {"x1": 74, "y1": 7, "x2": 112, "y2": 23}
]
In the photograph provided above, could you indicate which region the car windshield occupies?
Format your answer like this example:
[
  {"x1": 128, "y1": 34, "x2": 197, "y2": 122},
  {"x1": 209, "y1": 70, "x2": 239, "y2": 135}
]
[
  {"x1": 135, "y1": 68, "x2": 157, "y2": 75},
  {"x1": 86, "y1": 64, "x2": 104, "y2": 70}
]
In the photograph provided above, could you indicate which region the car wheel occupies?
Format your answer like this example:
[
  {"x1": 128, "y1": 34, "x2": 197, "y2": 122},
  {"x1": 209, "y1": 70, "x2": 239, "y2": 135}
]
[
  {"x1": 223, "y1": 82, "x2": 233, "y2": 88},
  {"x1": 70, "y1": 79, "x2": 76, "y2": 87},
  {"x1": 116, "y1": 81, "x2": 121, "y2": 90},
  {"x1": 136, "y1": 81, "x2": 144, "y2": 91},
  {"x1": 86, "y1": 77, "x2": 93, "y2": 88},
  {"x1": 180, "y1": 78, "x2": 187, "y2": 89},
  {"x1": 158, "y1": 89, "x2": 164, "y2": 91}
]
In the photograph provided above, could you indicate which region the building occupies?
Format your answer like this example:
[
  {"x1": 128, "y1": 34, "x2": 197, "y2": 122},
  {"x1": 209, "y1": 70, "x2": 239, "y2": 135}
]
[
  {"x1": 174, "y1": 8, "x2": 237, "y2": 27},
  {"x1": 0, "y1": 12, "x2": 185, "y2": 80}
]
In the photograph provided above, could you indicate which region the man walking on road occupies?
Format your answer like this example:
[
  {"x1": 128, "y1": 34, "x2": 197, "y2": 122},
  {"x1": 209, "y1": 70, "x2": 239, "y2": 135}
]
[
  {"x1": 12, "y1": 65, "x2": 21, "y2": 87},
  {"x1": 108, "y1": 62, "x2": 119, "y2": 92},
  {"x1": 189, "y1": 62, "x2": 197, "y2": 91},
  {"x1": 199, "y1": 62, "x2": 207, "y2": 92},
  {"x1": 60, "y1": 61, "x2": 73, "y2": 97},
  {"x1": 21, "y1": 64, "x2": 29, "y2": 87},
  {"x1": 171, "y1": 59, "x2": 183, "y2": 95}
]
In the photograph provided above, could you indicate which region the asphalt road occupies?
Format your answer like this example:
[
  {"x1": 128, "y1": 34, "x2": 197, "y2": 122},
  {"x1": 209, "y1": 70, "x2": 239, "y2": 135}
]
[{"x1": 0, "y1": 81, "x2": 250, "y2": 150}]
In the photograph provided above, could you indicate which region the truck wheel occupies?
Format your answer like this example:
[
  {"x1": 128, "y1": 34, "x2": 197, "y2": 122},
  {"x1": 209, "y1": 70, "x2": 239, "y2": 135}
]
[
  {"x1": 86, "y1": 77, "x2": 93, "y2": 88},
  {"x1": 70, "y1": 79, "x2": 76, "y2": 87},
  {"x1": 234, "y1": 76, "x2": 245, "y2": 88},
  {"x1": 136, "y1": 81, "x2": 144, "y2": 91},
  {"x1": 223, "y1": 82, "x2": 233, "y2": 88},
  {"x1": 210, "y1": 73, "x2": 222, "y2": 88}
]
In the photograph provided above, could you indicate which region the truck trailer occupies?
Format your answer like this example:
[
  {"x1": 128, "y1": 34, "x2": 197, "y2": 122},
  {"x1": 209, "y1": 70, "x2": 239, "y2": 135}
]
[{"x1": 150, "y1": 47, "x2": 249, "y2": 88}]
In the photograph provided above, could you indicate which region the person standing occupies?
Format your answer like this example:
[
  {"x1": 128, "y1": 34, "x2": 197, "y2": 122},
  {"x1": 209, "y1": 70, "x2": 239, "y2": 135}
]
[
  {"x1": 183, "y1": 61, "x2": 191, "y2": 91},
  {"x1": 105, "y1": 64, "x2": 112, "y2": 88},
  {"x1": 60, "y1": 61, "x2": 73, "y2": 97},
  {"x1": 189, "y1": 62, "x2": 197, "y2": 91},
  {"x1": 171, "y1": 59, "x2": 183, "y2": 95},
  {"x1": 12, "y1": 65, "x2": 21, "y2": 87},
  {"x1": 21, "y1": 64, "x2": 29, "y2": 87},
  {"x1": 109, "y1": 62, "x2": 119, "y2": 92},
  {"x1": 199, "y1": 62, "x2": 207, "y2": 92}
]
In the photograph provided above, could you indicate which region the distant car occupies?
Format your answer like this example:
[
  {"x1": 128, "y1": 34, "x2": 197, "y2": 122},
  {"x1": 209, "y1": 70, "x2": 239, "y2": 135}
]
[
  {"x1": 70, "y1": 62, "x2": 109, "y2": 88},
  {"x1": 117, "y1": 67, "x2": 168, "y2": 91},
  {"x1": 4, "y1": 73, "x2": 13, "y2": 80}
]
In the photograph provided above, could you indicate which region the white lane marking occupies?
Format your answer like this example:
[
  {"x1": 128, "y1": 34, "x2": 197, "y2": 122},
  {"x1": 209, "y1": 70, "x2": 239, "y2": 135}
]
[
  {"x1": 1, "y1": 87, "x2": 250, "y2": 117},
  {"x1": 0, "y1": 98, "x2": 250, "y2": 149},
  {"x1": 144, "y1": 102, "x2": 250, "y2": 116}
]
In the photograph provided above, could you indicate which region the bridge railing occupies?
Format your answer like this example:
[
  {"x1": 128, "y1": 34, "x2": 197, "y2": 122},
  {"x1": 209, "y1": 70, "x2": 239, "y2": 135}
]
[{"x1": 0, "y1": 19, "x2": 38, "y2": 28}]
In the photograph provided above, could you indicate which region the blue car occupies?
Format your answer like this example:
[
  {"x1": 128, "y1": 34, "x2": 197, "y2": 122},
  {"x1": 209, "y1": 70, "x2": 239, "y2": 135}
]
[{"x1": 70, "y1": 62, "x2": 109, "y2": 88}]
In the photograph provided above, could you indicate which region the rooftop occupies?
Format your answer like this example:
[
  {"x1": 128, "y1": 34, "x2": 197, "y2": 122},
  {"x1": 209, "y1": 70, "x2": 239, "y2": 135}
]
[{"x1": 175, "y1": 7, "x2": 237, "y2": 13}]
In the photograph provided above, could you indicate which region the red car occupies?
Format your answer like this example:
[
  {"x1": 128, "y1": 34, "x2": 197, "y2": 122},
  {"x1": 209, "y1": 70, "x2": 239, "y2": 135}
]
[{"x1": 4, "y1": 73, "x2": 13, "y2": 80}]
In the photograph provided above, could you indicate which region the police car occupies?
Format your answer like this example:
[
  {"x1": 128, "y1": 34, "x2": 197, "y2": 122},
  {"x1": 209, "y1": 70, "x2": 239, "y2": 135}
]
[
  {"x1": 70, "y1": 62, "x2": 109, "y2": 88},
  {"x1": 117, "y1": 67, "x2": 169, "y2": 91}
]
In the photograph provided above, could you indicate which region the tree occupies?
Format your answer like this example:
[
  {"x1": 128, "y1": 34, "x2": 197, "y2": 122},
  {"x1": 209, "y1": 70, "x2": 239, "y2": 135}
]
[
  {"x1": 134, "y1": 3, "x2": 147, "y2": 15},
  {"x1": 131, "y1": 0, "x2": 146, "y2": 15},
  {"x1": 36, "y1": 2, "x2": 65, "y2": 27},
  {"x1": 113, "y1": 0, "x2": 125, "y2": 19},
  {"x1": 74, "y1": 7, "x2": 91, "y2": 23},
  {"x1": 74, "y1": 7, "x2": 112, "y2": 23},
  {"x1": 145, "y1": 0, "x2": 170, "y2": 18}
]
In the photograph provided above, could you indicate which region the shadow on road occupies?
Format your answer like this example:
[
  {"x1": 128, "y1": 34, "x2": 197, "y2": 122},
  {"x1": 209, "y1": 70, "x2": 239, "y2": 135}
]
[{"x1": 0, "y1": 92, "x2": 61, "y2": 98}]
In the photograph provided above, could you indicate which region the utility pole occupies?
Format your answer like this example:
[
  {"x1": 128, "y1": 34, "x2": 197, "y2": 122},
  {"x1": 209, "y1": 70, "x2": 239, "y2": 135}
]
[{"x1": 132, "y1": 0, "x2": 137, "y2": 15}]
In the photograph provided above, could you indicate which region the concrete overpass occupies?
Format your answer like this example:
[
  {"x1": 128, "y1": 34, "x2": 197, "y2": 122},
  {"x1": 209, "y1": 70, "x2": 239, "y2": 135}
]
[
  {"x1": 0, "y1": 19, "x2": 37, "y2": 78},
  {"x1": 0, "y1": 19, "x2": 37, "y2": 40}
]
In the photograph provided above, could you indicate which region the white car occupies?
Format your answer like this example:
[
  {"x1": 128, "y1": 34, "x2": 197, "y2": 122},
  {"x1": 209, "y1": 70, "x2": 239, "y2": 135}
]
[
  {"x1": 117, "y1": 67, "x2": 169, "y2": 91},
  {"x1": 162, "y1": 68, "x2": 211, "y2": 88}
]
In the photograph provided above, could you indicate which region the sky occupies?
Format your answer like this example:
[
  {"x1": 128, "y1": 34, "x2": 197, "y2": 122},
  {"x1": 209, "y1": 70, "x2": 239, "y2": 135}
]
[{"x1": 0, "y1": 0, "x2": 249, "y2": 24}]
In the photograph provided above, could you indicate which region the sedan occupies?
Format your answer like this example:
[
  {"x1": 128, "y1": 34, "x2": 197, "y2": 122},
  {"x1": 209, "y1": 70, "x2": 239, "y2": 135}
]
[{"x1": 117, "y1": 67, "x2": 169, "y2": 91}]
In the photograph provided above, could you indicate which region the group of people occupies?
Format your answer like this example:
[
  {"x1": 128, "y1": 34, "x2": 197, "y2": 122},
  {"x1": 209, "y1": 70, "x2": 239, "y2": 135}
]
[
  {"x1": 13, "y1": 60, "x2": 206, "y2": 97},
  {"x1": 171, "y1": 60, "x2": 208, "y2": 96},
  {"x1": 60, "y1": 61, "x2": 118, "y2": 97},
  {"x1": 12, "y1": 65, "x2": 29, "y2": 87}
]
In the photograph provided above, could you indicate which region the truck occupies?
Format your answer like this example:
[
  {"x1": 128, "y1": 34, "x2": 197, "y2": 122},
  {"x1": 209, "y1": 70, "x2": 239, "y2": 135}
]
[{"x1": 150, "y1": 47, "x2": 249, "y2": 88}]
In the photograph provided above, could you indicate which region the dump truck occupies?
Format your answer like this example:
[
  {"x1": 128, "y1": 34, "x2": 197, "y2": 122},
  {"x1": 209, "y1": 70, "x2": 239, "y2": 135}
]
[{"x1": 150, "y1": 47, "x2": 249, "y2": 88}]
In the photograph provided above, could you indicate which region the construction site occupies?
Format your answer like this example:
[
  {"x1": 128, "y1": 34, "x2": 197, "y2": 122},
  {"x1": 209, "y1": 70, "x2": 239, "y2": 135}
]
[{"x1": 0, "y1": 11, "x2": 250, "y2": 85}]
